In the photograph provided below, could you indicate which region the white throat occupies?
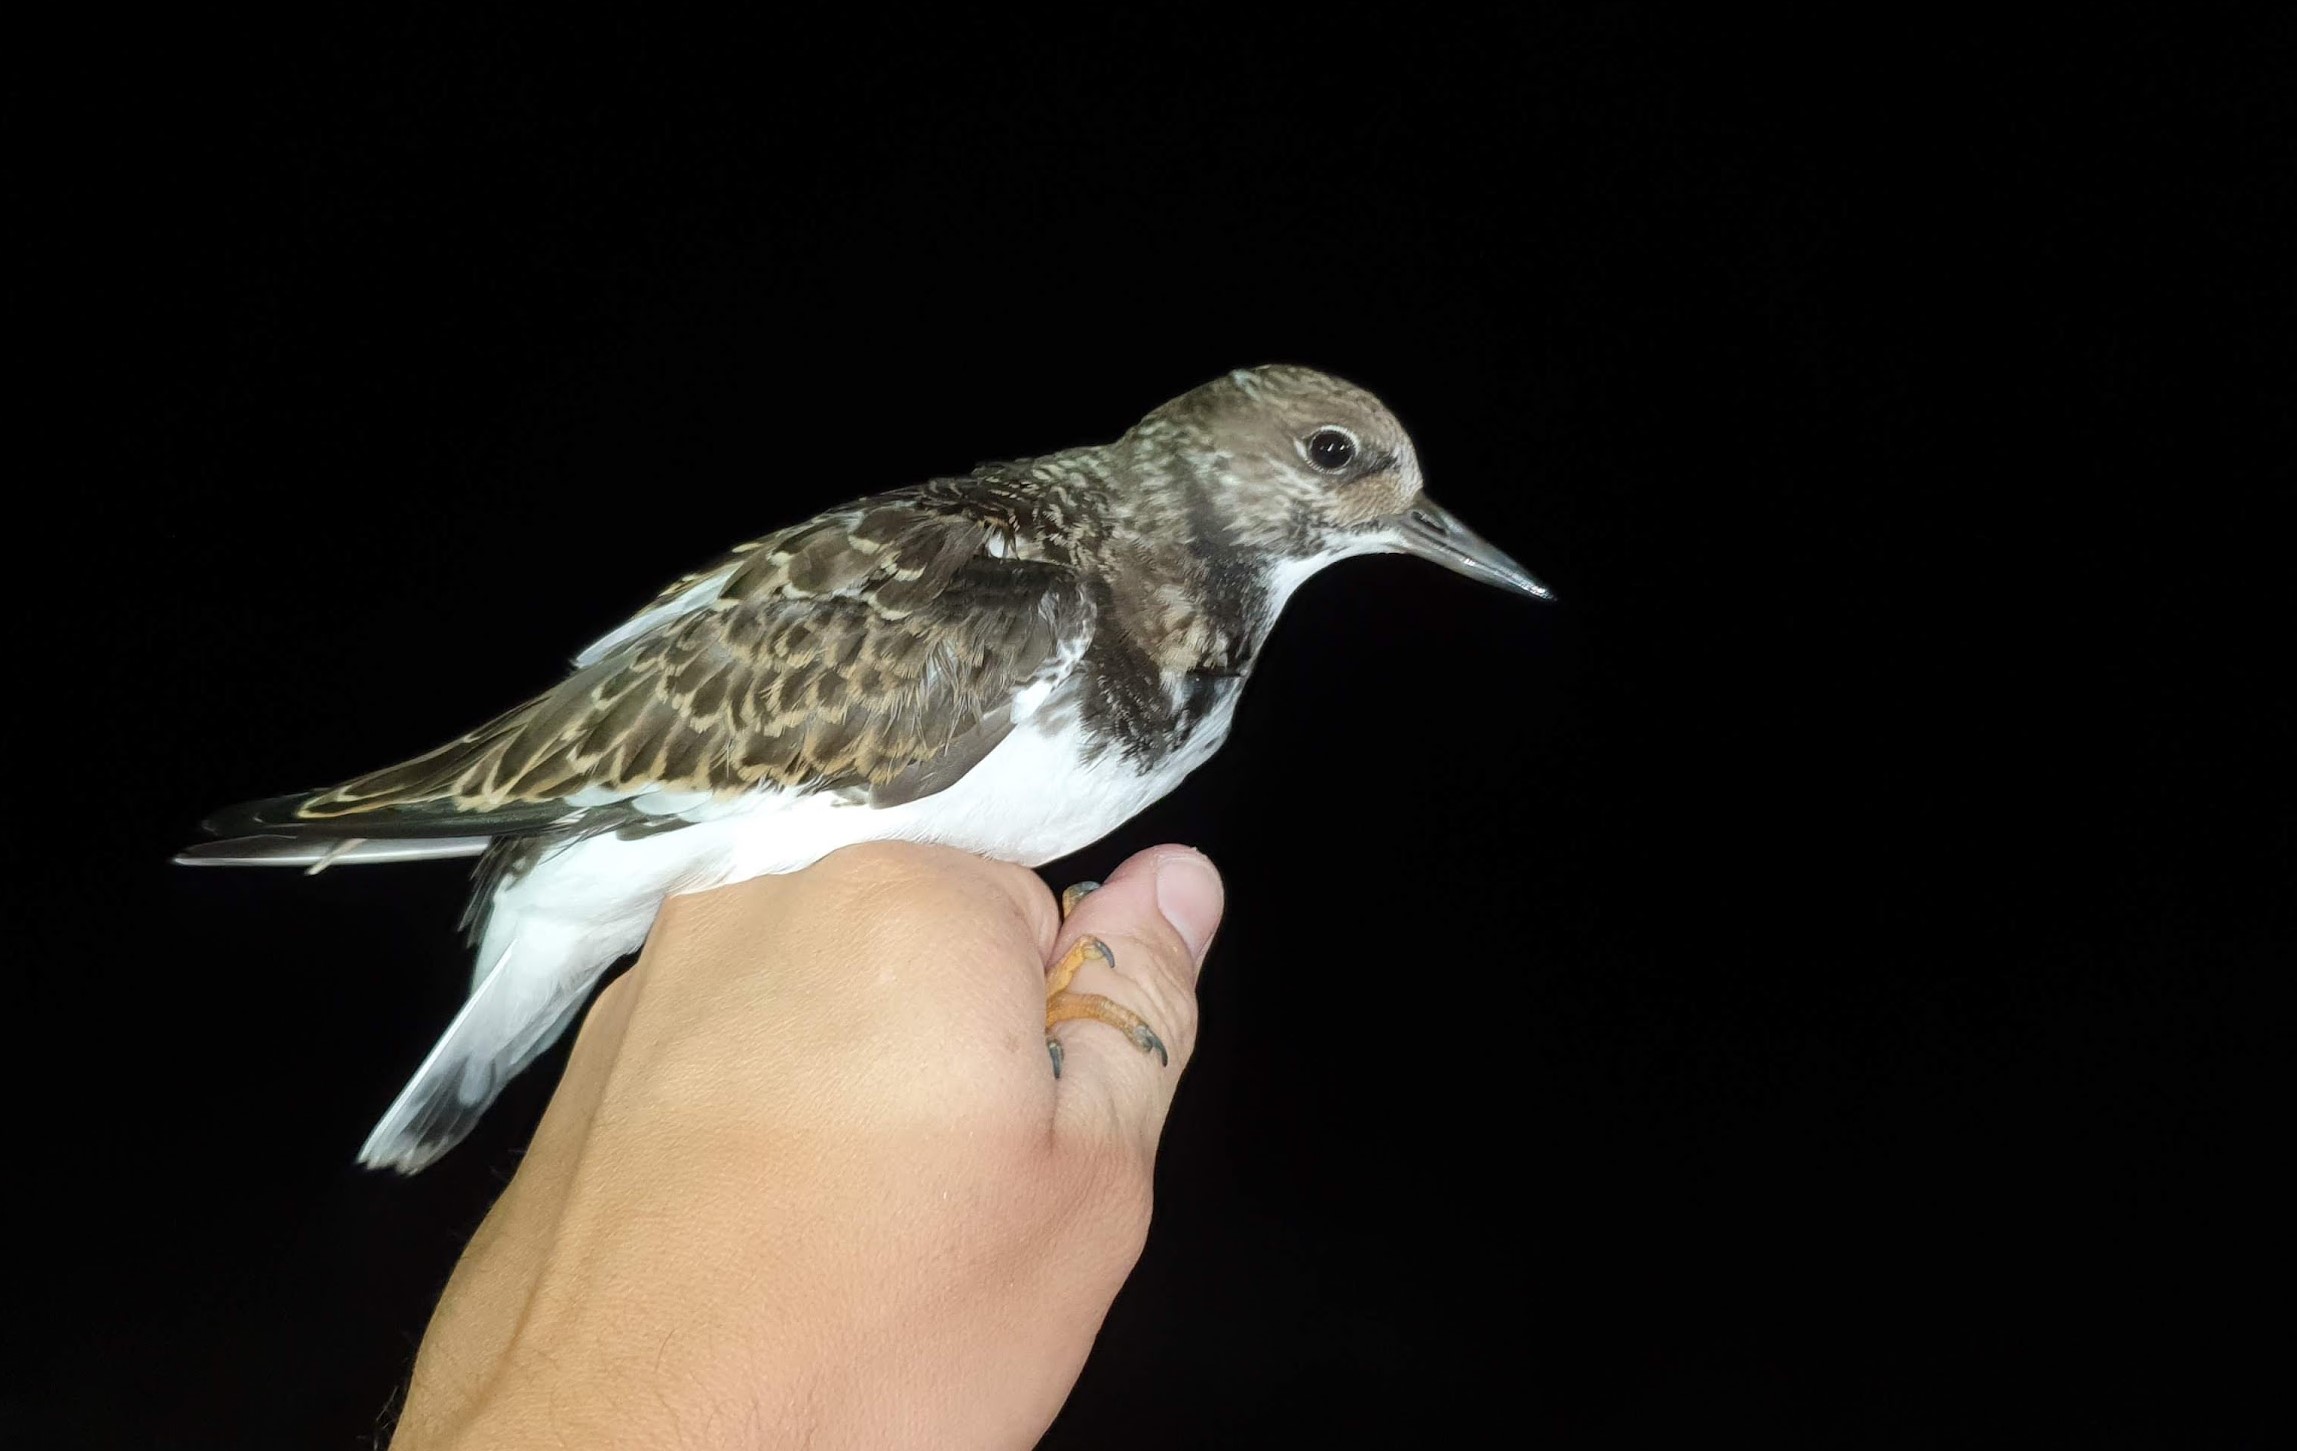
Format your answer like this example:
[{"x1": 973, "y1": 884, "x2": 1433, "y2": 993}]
[{"x1": 1262, "y1": 537, "x2": 1395, "y2": 615}]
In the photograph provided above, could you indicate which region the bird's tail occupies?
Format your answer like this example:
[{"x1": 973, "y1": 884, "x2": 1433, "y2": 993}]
[
  {"x1": 357, "y1": 912, "x2": 620, "y2": 1174},
  {"x1": 174, "y1": 834, "x2": 492, "y2": 870}
]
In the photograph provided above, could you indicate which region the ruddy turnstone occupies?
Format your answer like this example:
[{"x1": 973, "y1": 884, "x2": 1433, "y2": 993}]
[{"x1": 179, "y1": 365, "x2": 1552, "y2": 1171}]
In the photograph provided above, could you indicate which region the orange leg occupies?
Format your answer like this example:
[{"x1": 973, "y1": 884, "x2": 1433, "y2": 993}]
[{"x1": 1044, "y1": 882, "x2": 1168, "y2": 1077}]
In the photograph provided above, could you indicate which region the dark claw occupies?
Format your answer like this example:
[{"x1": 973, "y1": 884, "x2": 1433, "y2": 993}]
[
  {"x1": 1046, "y1": 1035, "x2": 1065, "y2": 1079},
  {"x1": 1131, "y1": 1024, "x2": 1170, "y2": 1067},
  {"x1": 1060, "y1": 880, "x2": 1102, "y2": 918}
]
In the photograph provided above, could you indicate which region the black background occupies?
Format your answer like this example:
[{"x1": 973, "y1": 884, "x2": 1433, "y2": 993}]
[{"x1": 14, "y1": 11, "x2": 2289, "y2": 1445}]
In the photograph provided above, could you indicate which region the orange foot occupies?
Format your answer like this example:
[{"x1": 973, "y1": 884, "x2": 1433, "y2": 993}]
[{"x1": 1045, "y1": 881, "x2": 1168, "y2": 1078}]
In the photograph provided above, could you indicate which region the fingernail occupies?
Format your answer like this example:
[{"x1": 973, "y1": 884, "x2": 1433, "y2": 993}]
[{"x1": 1154, "y1": 851, "x2": 1224, "y2": 972}]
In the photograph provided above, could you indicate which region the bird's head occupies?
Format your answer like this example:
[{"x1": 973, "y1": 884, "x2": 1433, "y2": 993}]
[{"x1": 1128, "y1": 364, "x2": 1552, "y2": 601}]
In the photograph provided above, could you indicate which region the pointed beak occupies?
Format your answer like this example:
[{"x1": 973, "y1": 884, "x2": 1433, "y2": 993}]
[{"x1": 1393, "y1": 498, "x2": 1555, "y2": 601}]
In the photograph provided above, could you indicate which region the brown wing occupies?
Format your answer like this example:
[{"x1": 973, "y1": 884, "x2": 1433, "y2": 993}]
[{"x1": 271, "y1": 497, "x2": 1090, "y2": 829}]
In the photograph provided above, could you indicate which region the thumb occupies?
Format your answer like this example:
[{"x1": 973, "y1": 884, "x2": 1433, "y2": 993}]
[{"x1": 1047, "y1": 846, "x2": 1223, "y2": 1154}]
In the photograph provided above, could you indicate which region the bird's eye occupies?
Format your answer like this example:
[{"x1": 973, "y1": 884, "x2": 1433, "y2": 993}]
[{"x1": 1304, "y1": 428, "x2": 1357, "y2": 473}]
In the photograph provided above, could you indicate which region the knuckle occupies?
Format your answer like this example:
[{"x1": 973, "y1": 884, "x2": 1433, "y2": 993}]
[
  {"x1": 822, "y1": 842, "x2": 1053, "y2": 950},
  {"x1": 813, "y1": 839, "x2": 947, "y2": 896},
  {"x1": 977, "y1": 861, "x2": 1061, "y2": 951}
]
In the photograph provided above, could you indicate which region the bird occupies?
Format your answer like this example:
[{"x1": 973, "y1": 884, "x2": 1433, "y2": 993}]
[{"x1": 178, "y1": 365, "x2": 1552, "y2": 1172}]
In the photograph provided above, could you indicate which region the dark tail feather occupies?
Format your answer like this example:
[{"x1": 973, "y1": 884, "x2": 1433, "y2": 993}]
[
  {"x1": 178, "y1": 786, "x2": 579, "y2": 864},
  {"x1": 356, "y1": 914, "x2": 614, "y2": 1173}
]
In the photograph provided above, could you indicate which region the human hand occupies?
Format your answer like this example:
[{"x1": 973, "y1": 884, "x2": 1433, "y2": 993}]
[{"x1": 390, "y1": 840, "x2": 1225, "y2": 1450}]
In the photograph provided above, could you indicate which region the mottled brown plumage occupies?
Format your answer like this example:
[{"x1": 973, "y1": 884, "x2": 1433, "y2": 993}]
[{"x1": 296, "y1": 494, "x2": 1094, "y2": 817}]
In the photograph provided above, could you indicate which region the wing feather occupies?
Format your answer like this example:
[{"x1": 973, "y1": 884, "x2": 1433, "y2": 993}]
[{"x1": 202, "y1": 491, "x2": 1091, "y2": 842}]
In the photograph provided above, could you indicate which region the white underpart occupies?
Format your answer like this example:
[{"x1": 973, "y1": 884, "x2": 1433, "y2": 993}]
[{"x1": 1264, "y1": 535, "x2": 1401, "y2": 600}]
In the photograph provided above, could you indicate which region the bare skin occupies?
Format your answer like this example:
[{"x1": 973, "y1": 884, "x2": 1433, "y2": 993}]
[{"x1": 390, "y1": 840, "x2": 1224, "y2": 1450}]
